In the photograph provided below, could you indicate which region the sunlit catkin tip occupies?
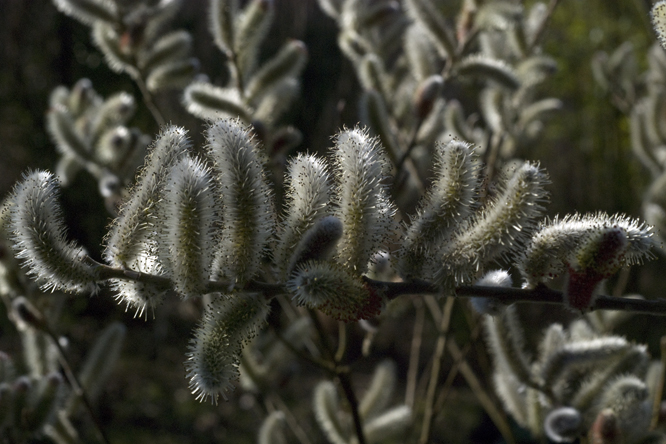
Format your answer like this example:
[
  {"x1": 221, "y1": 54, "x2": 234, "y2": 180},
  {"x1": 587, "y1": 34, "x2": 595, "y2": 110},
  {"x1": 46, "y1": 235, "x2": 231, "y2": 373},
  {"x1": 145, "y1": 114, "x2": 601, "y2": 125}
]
[
  {"x1": 183, "y1": 82, "x2": 251, "y2": 122},
  {"x1": 10, "y1": 171, "x2": 98, "y2": 293},
  {"x1": 185, "y1": 294, "x2": 270, "y2": 403},
  {"x1": 205, "y1": 119, "x2": 273, "y2": 284},
  {"x1": 652, "y1": 1, "x2": 666, "y2": 51},
  {"x1": 333, "y1": 127, "x2": 396, "y2": 273},
  {"x1": 286, "y1": 261, "x2": 383, "y2": 321}
]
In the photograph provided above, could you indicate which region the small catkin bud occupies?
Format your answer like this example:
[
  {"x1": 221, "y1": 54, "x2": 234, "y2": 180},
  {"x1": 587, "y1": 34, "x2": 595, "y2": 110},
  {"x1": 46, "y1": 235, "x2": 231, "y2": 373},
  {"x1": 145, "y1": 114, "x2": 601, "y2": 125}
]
[
  {"x1": 183, "y1": 81, "x2": 251, "y2": 122},
  {"x1": 470, "y1": 270, "x2": 512, "y2": 316},
  {"x1": 332, "y1": 127, "x2": 396, "y2": 274},
  {"x1": 286, "y1": 216, "x2": 343, "y2": 277},
  {"x1": 414, "y1": 75, "x2": 444, "y2": 121},
  {"x1": 92, "y1": 22, "x2": 137, "y2": 75},
  {"x1": 589, "y1": 409, "x2": 622, "y2": 444},
  {"x1": 205, "y1": 119, "x2": 274, "y2": 284},
  {"x1": 234, "y1": 0, "x2": 274, "y2": 81},
  {"x1": 46, "y1": 104, "x2": 94, "y2": 165},
  {"x1": 185, "y1": 293, "x2": 270, "y2": 403},
  {"x1": 89, "y1": 92, "x2": 136, "y2": 145},
  {"x1": 10, "y1": 171, "x2": 98, "y2": 293},
  {"x1": 286, "y1": 261, "x2": 383, "y2": 321},
  {"x1": 52, "y1": 0, "x2": 118, "y2": 26},
  {"x1": 544, "y1": 407, "x2": 583, "y2": 443},
  {"x1": 67, "y1": 78, "x2": 97, "y2": 116}
]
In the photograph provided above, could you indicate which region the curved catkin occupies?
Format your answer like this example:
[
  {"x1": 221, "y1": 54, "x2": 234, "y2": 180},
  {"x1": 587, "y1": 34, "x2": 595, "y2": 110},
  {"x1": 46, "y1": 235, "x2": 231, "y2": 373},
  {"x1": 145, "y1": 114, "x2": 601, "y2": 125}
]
[
  {"x1": 9, "y1": 171, "x2": 98, "y2": 293},
  {"x1": 92, "y1": 22, "x2": 136, "y2": 76},
  {"x1": 332, "y1": 128, "x2": 396, "y2": 274},
  {"x1": 138, "y1": 30, "x2": 194, "y2": 74},
  {"x1": 159, "y1": 156, "x2": 218, "y2": 299},
  {"x1": 286, "y1": 261, "x2": 383, "y2": 321},
  {"x1": 400, "y1": 139, "x2": 479, "y2": 280},
  {"x1": 205, "y1": 119, "x2": 273, "y2": 284},
  {"x1": 185, "y1": 293, "x2": 270, "y2": 404},
  {"x1": 359, "y1": 360, "x2": 397, "y2": 419},
  {"x1": 436, "y1": 162, "x2": 549, "y2": 286},
  {"x1": 182, "y1": 81, "x2": 251, "y2": 122},
  {"x1": 234, "y1": 0, "x2": 274, "y2": 81},
  {"x1": 104, "y1": 125, "x2": 191, "y2": 267},
  {"x1": 274, "y1": 154, "x2": 332, "y2": 278},
  {"x1": 517, "y1": 213, "x2": 656, "y2": 288},
  {"x1": 244, "y1": 40, "x2": 308, "y2": 103},
  {"x1": 313, "y1": 381, "x2": 347, "y2": 444},
  {"x1": 286, "y1": 216, "x2": 343, "y2": 277},
  {"x1": 210, "y1": 0, "x2": 239, "y2": 56}
]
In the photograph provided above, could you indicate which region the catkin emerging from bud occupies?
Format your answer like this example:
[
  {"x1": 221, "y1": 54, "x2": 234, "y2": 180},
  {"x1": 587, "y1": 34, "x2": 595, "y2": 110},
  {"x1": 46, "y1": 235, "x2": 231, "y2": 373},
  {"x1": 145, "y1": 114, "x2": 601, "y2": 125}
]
[
  {"x1": 332, "y1": 128, "x2": 396, "y2": 274},
  {"x1": 10, "y1": 171, "x2": 98, "y2": 293},
  {"x1": 158, "y1": 156, "x2": 218, "y2": 299},
  {"x1": 205, "y1": 119, "x2": 274, "y2": 284},
  {"x1": 185, "y1": 293, "x2": 270, "y2": 403}
]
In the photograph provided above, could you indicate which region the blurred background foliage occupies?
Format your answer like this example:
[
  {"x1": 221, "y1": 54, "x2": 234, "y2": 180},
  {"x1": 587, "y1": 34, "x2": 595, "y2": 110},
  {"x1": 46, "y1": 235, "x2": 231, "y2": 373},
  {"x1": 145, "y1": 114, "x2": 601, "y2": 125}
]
[{"x1": 1, "y1": 0, "x2": 666, "y2": 442}]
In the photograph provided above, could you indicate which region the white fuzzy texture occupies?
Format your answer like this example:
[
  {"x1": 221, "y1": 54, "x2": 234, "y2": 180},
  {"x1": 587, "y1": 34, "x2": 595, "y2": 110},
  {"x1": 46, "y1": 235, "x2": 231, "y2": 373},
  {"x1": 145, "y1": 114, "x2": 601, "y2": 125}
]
[
  {"x1": 10, "y1": 171, "x2": 98, "y2": 293},
  {"x1": 110, "y1": 239, "x2": 169, "y2": 319},
  {"x1": 91, "y1": 22, "x2": 137, "y2": 76},
  {"x1": 543, "y1": 407, "x2": 582, "y2": 443},
  {"x1": 159, "y1": 156, "x2": 217, "y2": 299},
  {"x1": 183, "y1": 81, "x2": 250, "y2": 122},
  {"x1": 517, "y1": 212, "x2": 655, "y2": 287},
  {"x1": 436, "y1": 162, "x2": 549, "y2": 286},
  {"x1": 332, "y1": 128, "x2": 396, "y2": 274},
  {"x1": 595, "y1": 375, "x2": 651, "y2": 443},
  {"x1": 104, "y1": 125, "x2": 190, "y2": 267},
  {"x1": 275, "y1": 153, "x2": 332, "y2": 278},
  {"x1": 185, "y1": 293, "x2": 270, "y2": 404},
  {"x1": 286, "y1": 260, "x2": 375, "y2": 322},
  {"x1": 286, "y1": 215, "x2": 342, "y2": 277},
  {"x1": 470, "y1": 270, "x2": 512, "y2": 316},
  {"x1": 209, "y1": 0, "x2": 239, "y2": 55},
  {"x1": 52, "y1": 0, "x2": 117, "y2": 26},
  {"x1": 205, "y1": 119, "x2": 274, "y2": 284},
  {"x1": 363, "y1": 405, "x2": 412, "y2": 443},
  {"x1": 313, "y1": 381, "x2": 348, "y2": 444},
  {"x1": 400, "y1": 139, "x2": 479, "y2": 279}
]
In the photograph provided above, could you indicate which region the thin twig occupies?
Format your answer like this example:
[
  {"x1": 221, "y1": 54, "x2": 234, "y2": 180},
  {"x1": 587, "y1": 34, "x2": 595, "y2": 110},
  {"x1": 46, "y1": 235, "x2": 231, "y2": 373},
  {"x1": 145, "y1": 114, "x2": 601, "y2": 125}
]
[
  {"x1": 651, "y1": 336, "x2": 666, "y2": 429},
  {"x1": 405, "y1": 298, "x2": 425, "y2": 409},
  {"x1": 419, "y1": 296, "x2": 455, "y2": 444},
  {"x1": 132, "y1": 75, "x2": 166, "y2": 127}
]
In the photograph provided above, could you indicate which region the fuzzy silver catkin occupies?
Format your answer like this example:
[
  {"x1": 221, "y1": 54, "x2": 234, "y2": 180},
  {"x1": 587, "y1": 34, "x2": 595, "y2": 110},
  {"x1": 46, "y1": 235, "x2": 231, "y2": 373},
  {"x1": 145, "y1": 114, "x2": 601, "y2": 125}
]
[
  {"x1": 244, "y1": 40, "x2": 308, "y2": 103},
  {"x1": 274, "y1": 153, "x2": 332, "y2": 278},
  {"x1": 205, "y1": 119, "x2": 274, "y2": 284},
  {"x1": 456, "y1": 55, "x2": 521, "y2": 90},
  {"x1": 332, "y1": 127, "x2": 396, "y2": 274},
  {"x1": 286, "y1": 216, "x2": 342, "y2": 277},
  {"x1": 313, "y1": 381, "x2": 348, "y2": 444},
  {"x1": 257, "y1": 411, "x2": 287, "y2": 444},
  {"x1": 400, "y1": 139, "x2": 479, "y2": 280},
  {"x1": 286, "y1": 260, "x2": 381, "y2": 321},
  {"x1": 359, "y1": 360, "x2": 396, "y2": 420},
  {"x1": 363, "y1": 405, "x2": 412, "y2": 443},
  {"x1": 185, "y1": 293, "x2": 270, "y2": 404},
  {"x1": 210, "y1": 0, "x2": 239, "y2": 56},
  {"x1": 234, "y1": 0, "x2": 274, "y2": 82},
  {"x1": 158, "y1": 156, "x2": 218, "y2": 299},
  {"x1": 517, "y1": 212, "x2": 656, "y2": 288},
  {"x1": 145, "y1": 58, "x2": 199, "y2": 92},
  {"x1": 543, "y1": 407, "x2": 582, "y2": 443},
  {"x1": 10, "y1": 171, "x2": 98, "y2": 293},
  {"x1": 182, "y1": 82, "x2": 251, "y2": 122},
  {"x1": 138, "y1": 30, "x2": 194, "y2": 74},
  {"x1": 595, "y1": 376, "x2": 651, "y2": 443},
  {"x1": 91, "y1": 22, "x2": 136, "y2": 76},
  {"x1": 104, "y1": 125, "x2": 190, "y2": 267},
  {"x1": 436, "y1": 162, "x2": 549, "y2": 286}
]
